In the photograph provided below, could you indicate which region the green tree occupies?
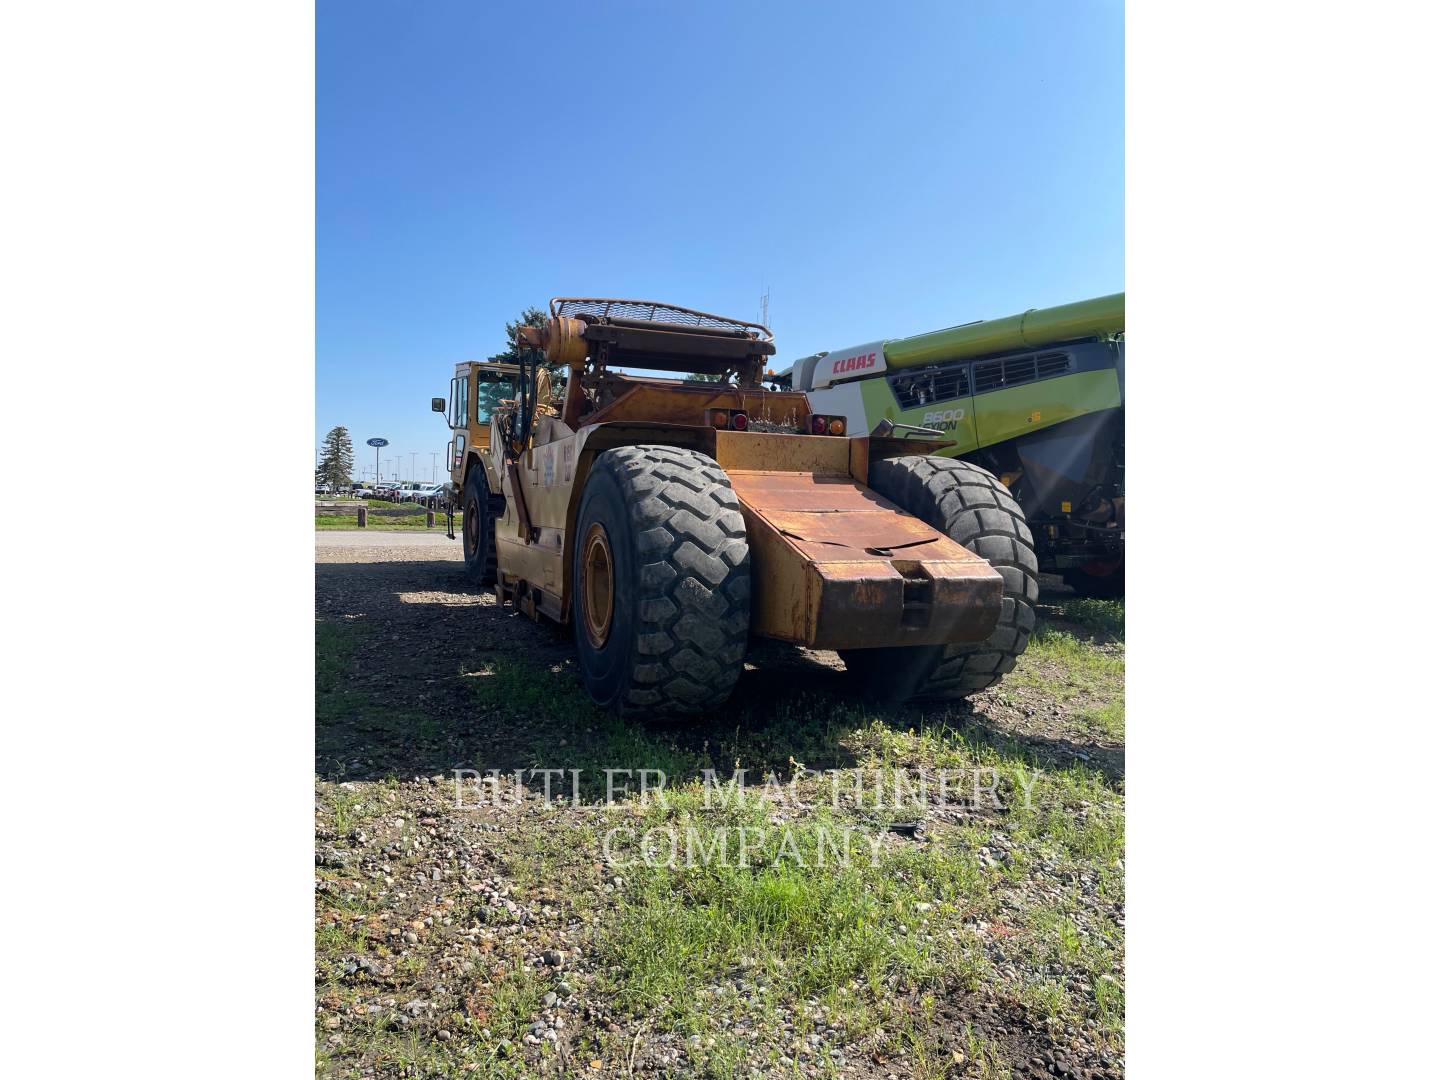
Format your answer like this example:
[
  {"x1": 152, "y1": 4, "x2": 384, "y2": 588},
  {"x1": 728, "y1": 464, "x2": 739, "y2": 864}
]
[
  {"x1": 494, "y1": 306, "x2": 548, "y2": 361},
  {"x1": 317, "y1": 426, "x2": 354, "y2": 491},
  {"x1": 495, "y1": 307, "x2": 565, "y2": 406}
]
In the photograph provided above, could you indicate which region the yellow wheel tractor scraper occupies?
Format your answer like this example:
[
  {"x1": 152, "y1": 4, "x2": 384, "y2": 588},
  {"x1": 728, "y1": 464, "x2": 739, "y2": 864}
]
[{"x1": 432, "y1": 298, "x2": 1039, "y2": 715}]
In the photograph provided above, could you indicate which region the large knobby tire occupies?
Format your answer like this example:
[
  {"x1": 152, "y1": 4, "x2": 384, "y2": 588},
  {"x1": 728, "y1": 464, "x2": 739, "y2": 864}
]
[
  {"x1": 841, "y1": 456, "x2": 1039, "y2": 702},
  {"x1": 461, "y1": 468, "x2": 497, "y2": 586},
  {"x1": 572, "y1": 445, "x2": 750, "y2": 717}
]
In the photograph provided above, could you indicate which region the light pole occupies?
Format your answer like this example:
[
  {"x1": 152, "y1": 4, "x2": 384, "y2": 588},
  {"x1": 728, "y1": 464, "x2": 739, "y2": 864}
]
[
  {"x1": 410, "y1": 452, "x2": 418, "y2": 483},
  {"x1": 430, "y1": 451, "x2": 439, "y2": 482}
]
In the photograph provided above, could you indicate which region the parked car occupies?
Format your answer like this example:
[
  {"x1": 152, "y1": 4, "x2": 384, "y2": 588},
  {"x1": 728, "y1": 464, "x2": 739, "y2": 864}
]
[{"x1": 413, "y1": 482, "x2": 447, "y2": 507}]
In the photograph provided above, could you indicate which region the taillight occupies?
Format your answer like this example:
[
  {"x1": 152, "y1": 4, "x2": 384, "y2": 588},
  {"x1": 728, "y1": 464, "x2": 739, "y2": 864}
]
[
  {"x1": 710, "y1": 409, "x2": 749, "y2": 431},
  {"x1": 828, "y1": 417, "x2": 846, "y2": 436},
  {"x1": 811, "y1": 414, "x2": 827, "y2": 435}
]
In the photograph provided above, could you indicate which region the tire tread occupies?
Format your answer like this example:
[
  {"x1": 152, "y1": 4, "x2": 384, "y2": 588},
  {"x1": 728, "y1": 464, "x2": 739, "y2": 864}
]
[
  {"x1": 591, "y1": 445, "x2": 750, "y2": 716},
  {"x1": 863, "y1": 455, "x2": 1039, "y2": 700}
]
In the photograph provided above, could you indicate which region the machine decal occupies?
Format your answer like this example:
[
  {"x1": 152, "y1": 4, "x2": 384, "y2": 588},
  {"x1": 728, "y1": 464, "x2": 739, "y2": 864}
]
[
  {"x1": 921, "y1": 407, "x2": 967, "y2": 431},
  {"x1": 809, "y1": 340, "x2": 888, "y2": 389}
]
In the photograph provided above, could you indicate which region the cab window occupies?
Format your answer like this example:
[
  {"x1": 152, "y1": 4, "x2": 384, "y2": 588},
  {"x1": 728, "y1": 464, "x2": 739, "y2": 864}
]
[{"x1": 475, "y1": 377, "x2": 515, "y2": 424}]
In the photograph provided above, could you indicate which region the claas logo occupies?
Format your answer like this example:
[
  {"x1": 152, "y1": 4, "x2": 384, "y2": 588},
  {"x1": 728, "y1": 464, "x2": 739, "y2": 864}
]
[{"x1": 831, "y1": 351, "x2": 877, "y2": 375}]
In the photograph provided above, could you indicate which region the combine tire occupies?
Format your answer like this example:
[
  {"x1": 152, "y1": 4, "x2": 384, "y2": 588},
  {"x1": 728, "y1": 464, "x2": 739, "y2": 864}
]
[
  {"x1": 461, "y1": 468, "x2": 497, "y2": 585},
  {"x1": 841, "y1": 456, "x2": 1039, "y2": 702},
  {"x1": 572, "y1": 445, "x2": 750, "y2": 717}
]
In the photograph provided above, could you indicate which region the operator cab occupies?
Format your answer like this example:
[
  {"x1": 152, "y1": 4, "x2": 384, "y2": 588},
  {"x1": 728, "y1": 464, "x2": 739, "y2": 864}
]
[{"x1": 433, "y1": 360, "x2": 519, "y2": 479}]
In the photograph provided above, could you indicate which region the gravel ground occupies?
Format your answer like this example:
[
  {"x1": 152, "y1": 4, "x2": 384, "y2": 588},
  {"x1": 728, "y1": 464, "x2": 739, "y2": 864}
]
[
  {"x1": 316, "y1": 537, "x2": 1125, "y2": 1078},
  {"x1": 316, "y1": 530, "x2": 460, "y2": 551}
]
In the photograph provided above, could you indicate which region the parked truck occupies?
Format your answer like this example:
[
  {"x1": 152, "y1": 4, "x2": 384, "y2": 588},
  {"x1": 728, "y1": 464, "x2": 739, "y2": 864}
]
[
  {"x1": 779, "y1": 293, "x2": 1124, "y2": 596},
  {"x1": 434, "y1": 298, "x2": 1042, "y2": 714}
]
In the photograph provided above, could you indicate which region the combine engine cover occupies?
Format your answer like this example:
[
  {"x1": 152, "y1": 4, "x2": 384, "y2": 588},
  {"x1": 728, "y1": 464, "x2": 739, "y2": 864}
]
[{"x1": 808, "y1": 340, "x2": 888, "y2": 389}]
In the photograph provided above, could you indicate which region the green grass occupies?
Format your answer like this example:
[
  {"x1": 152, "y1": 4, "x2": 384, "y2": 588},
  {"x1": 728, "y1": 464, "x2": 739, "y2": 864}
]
[
  {"x1": 559, "y1": 794, "x2": 999, "y2": 1073},
  {"x1": 480, "y1": 729, "x2": 1125, "y2": 1064},
  {"x1": 464, "y1": 658, "x2": 708, "y2": 801},
  {"x1": 1010, "y1": 623, "x2": 1124, "y2": 713},
  {"x1": 1077, "y1": 699, "x2": 1125, "y2": 741},
  {"x1": 1026, "y1": 624, "x2": 1124, "y2": 673},
  {"x1": 316, "y1": 619, "x2": 364, "y2": 693},
  {"x1": 315, "y1": 510, "x2": 463, "y2": 531},
  {"x1": 315, "y1": 594, "x2": 1126, "y2": 1075},
  {"x1": 1049, "y1": 596, "x2": 1124, "y2": 639}
]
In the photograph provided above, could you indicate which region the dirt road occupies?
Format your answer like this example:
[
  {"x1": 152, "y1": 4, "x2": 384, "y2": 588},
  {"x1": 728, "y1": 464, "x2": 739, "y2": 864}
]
[{"x1": 316, "y1": 529, "x2": 459, "y2": 551}]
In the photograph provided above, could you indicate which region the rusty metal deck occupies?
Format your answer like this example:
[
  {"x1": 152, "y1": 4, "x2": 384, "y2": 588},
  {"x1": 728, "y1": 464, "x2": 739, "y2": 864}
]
[{"x1": 726, "y1": 470, "x2": 1003, "y2": 650}]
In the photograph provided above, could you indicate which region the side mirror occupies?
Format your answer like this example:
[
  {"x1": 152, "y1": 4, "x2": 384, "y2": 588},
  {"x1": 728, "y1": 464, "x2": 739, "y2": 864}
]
[{"x1": 431, "y1": 397, "x2": 446, "y2": 413}]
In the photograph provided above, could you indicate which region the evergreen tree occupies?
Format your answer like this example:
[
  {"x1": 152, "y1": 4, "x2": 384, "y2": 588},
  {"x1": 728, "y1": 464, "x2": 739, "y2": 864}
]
[
  {"x1": 495, "y1": 306, "x2": 548, "y2": 361},
  {"x1": 317, "y1": 426, "x2": 354, "y2": 491}
]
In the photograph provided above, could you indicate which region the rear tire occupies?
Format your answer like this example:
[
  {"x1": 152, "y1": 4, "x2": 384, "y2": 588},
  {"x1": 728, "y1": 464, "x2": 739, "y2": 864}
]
[
  {"x1": 841, "y1": 456, "x2": 1039, "y2": 702},
  {"x1": 572, "y1": 445, "x2": 750, "y2": 717},
  {"x1": 461, "y1": 468, "x2": 497, "y2": 585}
]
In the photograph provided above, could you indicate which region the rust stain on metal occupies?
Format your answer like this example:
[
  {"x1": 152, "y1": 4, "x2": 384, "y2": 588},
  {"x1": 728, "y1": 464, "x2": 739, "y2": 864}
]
[
  {"x1": 713, "y1": 431, "x2": 847, "y2": 474},
  {"x1": 729, "y1": 467, "x2": 1002, "y2": 649},
  {"x1": 727, "y1": 471, "x2": 886, "y2": 512},
  {"x1": 770, "y1": 514, "x2": 955, "y2": 560},
  {"x1": 582, "y1": 383, "x2": 812, "y2": 429}
]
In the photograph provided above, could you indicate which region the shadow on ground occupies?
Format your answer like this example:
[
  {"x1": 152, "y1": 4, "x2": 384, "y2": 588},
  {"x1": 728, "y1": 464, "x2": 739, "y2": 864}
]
[{"x1": 316, "y1": 557, "x2": 1122, "y2": 788}]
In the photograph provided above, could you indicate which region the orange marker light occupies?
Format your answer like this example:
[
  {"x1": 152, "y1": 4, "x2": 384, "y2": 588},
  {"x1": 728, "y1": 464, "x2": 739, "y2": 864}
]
[{"x1": 828, "y1": 418, "x2": 846, "y2": 436}]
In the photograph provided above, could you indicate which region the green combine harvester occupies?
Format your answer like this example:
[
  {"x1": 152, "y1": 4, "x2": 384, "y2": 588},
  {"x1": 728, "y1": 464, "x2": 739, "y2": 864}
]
[{"x1": 780, "y1": 293, "x2": 1124, "y2": 596}]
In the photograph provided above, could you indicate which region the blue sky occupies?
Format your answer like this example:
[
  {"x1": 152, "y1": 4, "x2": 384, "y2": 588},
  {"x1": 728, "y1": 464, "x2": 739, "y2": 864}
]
[{"x1": 318, "y1": 0, "x2": 1123, "y2": 483}]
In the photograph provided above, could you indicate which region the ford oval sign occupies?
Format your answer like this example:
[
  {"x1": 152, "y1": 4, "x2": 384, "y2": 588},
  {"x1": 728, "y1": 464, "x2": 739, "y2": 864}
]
[{"x1": 367, "y1": 437, "x2": 389, "y2": 447}]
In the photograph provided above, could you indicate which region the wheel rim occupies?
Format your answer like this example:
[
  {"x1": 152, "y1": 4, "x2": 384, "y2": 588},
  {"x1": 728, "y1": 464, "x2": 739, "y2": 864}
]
[
  {"x1": 581, "y1": 522, "x2": 614, "y2": 649},
  {"x1": 465, "y1": 494, "x2": 479, "y2": 554}
]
